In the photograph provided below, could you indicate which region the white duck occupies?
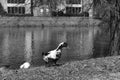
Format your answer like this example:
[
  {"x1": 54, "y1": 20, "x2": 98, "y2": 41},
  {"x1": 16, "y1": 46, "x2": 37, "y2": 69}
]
[
  {"x1": 42, "y1": 42, "x2": 68, "y2": 66},
  {"x1": 20, "y1": 62, "x2": 30, "y2": 69}
]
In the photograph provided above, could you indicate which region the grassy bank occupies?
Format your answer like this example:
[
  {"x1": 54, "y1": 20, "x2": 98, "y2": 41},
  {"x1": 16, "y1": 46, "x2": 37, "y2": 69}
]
[{"x1": 1, "y1": 56, "x2": 120, "y2": 80}]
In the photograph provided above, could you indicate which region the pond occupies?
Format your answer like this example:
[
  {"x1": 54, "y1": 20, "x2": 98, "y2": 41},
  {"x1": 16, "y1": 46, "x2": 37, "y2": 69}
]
[{"x1": 0, "y1": 26, "x2": 101, "y2": 69}]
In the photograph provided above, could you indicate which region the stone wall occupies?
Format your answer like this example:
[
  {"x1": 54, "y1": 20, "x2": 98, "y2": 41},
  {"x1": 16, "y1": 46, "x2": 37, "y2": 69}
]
[{"x1": 0, "y1": 17, "x2": 100, "y2": 27}]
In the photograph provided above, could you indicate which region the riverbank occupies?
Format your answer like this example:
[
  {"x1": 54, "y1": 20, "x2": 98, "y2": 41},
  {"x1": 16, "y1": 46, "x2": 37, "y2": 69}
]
[
  {"x1": 0, "y1": 17, "x2": 100, "y2": 27},
  {"x1": 1, "y1": 56, "x2": 120, "y2": 80}
]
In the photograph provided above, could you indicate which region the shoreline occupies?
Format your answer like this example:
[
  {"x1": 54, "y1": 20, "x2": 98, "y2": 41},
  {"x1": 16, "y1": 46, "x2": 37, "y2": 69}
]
[
  {"x1": 1, "y1": 56, "x2": 120, "y2": 80},
  {"x1": 0, "y1": 17, "x2": 100, "y2": 27}
]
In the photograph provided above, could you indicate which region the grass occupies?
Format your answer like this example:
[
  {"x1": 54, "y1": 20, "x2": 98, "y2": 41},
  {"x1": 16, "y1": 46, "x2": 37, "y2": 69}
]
[{"x1": 1, "y1": 56, "x2": 120, "y2": 80}]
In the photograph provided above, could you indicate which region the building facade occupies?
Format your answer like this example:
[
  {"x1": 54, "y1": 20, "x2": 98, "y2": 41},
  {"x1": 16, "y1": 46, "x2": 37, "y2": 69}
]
[
  {"x1": 65, "y1": 0, "x2": 93, "y2": 16},
  {"x1": 65, "y1": 0, "x2": 82, "y2": 15},
  {"x1": 33, "y1": 0, "x2": 93, "y2": 17},
  {"x1": 0, "y1": 0, "x2": 32, "y2": 15},
  {"x1": 0, "y1": 0, "x2": 93, "y2": 17}
]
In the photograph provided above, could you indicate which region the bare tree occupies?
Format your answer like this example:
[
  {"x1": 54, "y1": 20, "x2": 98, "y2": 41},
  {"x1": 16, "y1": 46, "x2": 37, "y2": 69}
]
[
  {"x1": 93, "y1": 0, "x2": 120, "y2": 56},
  {"x1": 0, "y1": 3, "x2": 7, "y2": 16}
]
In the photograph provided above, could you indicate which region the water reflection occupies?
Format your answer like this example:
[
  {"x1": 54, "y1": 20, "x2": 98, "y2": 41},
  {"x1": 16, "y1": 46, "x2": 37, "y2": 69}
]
[
  {"x1": 2, "y1": 33, "x2": 9, "y2": 64},
  {"x1": 0, "y1": 26, "x2": 100, "y2": 68},
  {"x1": 25, "y1": 31, "x2": 33, "y2": 63}
]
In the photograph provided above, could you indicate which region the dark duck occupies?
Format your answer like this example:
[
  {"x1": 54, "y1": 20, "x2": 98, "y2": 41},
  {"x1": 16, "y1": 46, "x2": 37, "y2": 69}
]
[{"x1": 42, "y1": 42, "x2": 68, "y2": 66}]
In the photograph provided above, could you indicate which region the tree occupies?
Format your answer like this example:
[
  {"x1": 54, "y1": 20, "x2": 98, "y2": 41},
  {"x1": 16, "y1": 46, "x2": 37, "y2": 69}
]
[
  {"x1": 0, "y1": 3, "x2": 7, "y2": 16},
  {"x1": 93, "y1": 0, "x2": 120, "y2": 56}
]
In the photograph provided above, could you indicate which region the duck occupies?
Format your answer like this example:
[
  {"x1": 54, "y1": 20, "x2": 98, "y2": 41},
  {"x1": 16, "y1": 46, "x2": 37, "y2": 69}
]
[
  {"x1": 42, "y1": 42, "x2": 68, "y2": 66},
  {"x1": 20, "y1": 62, "x2": 30, "y2": 69}
]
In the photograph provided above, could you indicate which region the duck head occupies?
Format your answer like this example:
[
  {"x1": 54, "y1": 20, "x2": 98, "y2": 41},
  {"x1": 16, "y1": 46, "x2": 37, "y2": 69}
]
[{"x1": 56, "y1": 42, "x2": 68, "y2": 50}]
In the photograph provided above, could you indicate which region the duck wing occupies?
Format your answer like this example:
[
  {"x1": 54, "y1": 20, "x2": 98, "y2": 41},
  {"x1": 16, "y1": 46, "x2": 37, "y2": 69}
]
[{"x1": 42, "y1": 52, "x2": 50, "y2": 56}]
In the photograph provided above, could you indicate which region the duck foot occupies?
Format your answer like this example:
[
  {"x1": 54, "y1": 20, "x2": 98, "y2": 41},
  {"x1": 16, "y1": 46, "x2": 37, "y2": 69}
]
[
  {"x1": 45, "y1": 63, "x2": 53, "y2": 67},
  {"x1": 53, "y1": 63, "x2": 62, "y2": 66},
  {"x1": 45, "y1": 65, "x2": 51, "y2": 67}
]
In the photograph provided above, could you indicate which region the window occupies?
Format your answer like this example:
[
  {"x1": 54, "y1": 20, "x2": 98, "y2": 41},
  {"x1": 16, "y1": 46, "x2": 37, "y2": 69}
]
[
  {"x1": 19, "y1": 7, "x2": 25, "y2": 14},
  {"x1": 66, "y1": 7, "x2": 81, "y2": 15},
  {"x1": 18, "y1": 0, "x2": 25, "y2": 3},
  {"x1": 67, "y1": 0, "x2": 81, "y2": 4},
  {"x1": 7, "y1": 7, "x2": 25, "y2": 15},
  {"x1": 7, "y1": 0, "x2": 25, "y2": 3},
  {"x1": 7, "y1": 0, "x2": 11, "y2": 3}
]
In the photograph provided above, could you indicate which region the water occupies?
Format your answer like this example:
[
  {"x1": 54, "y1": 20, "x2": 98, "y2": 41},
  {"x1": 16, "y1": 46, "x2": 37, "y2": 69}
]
[{"x1": 0, "y1": 26, "x2": 100, "y2": 69}]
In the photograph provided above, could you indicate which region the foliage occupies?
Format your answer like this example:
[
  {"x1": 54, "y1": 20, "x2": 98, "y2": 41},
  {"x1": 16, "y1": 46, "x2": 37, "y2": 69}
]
[{"x1": 0, "y1": 3, "x2": 7, "y2": 16}]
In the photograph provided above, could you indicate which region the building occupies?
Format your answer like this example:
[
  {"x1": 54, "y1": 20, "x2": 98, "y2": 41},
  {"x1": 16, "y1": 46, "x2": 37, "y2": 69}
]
[
  {"x1": 65, "y1": 0, "x2": 82, "y2": 16},
  {"x1": 52, "y1": 0, "x2": 93, "y2": 17},
  {"x1": 0, "y1": 0, "x2": 93, "y2": 17},
  {"x1": 0, "y1": 0, "x2": 32, "y2": 16}
]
